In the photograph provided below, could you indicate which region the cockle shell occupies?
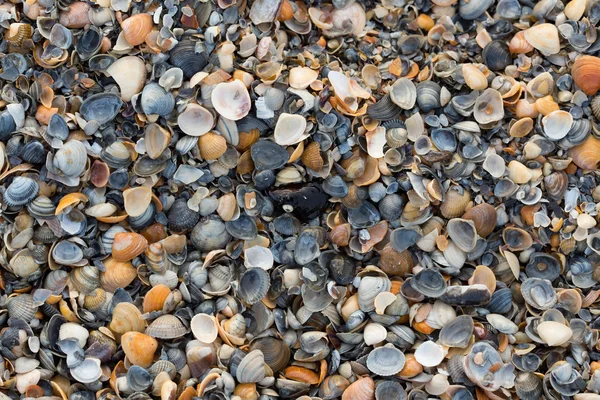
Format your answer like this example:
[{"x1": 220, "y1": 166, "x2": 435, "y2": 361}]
[{"x1": 572, "y1": 55, "x2": 600, "y2": 96}]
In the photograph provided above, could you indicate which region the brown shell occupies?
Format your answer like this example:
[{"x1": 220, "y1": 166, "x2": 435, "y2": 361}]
[
  {"x1": 440, "y1": 187, "x2": 471, "y2": 218},
  {"x1": 569, "y1": 135, "x2": 600, "y2": 170},
  {"x1": 111, "y1": 232, "x2": 149, "y2": 262},
  {"x1": 380, "y1": 243, "x2": 414, "y2": 277},
  {"x1": 143, "y1": 284, "x2": 171, "y2": 313},
  {"x1": 283, "y1": 366, "x2": 319, "y2": 385},
  {"x1": 572, "y1": 55, "x2": 600, "y2": 96},
  {"x1": 90, "y1": 160, "x2": 110, "y2": 188},
  {"x1": 83, "y1": 288, "x2": 108, "y2": 312},
  {"x1": 468, "y1": 265, "x2": 497, "y2": 294},
  {"x1": 329, "y1": 223, "x2": 351, "y2": 247},
  {"x1": 301, "y1": 141, "x2": 324, "y2": 171},
  {"x1": 236, "y1": 129, "x2": 260, "y2": 152},
  {"x1": 121, "y1": 332, "x2": 158, "y2": 367},
  {"x1": 198, "y1": 132, "x2": 228, "y2": 160},
  {"x1": 121, "y1": 13, "x2": 154, "y2": 46},
  {"x1": 7, "y1": 23, "x2": 33, "y2": 46},
  {"x1": 100, "y1": 257, "x2": 137, "y2": 292},
  {"x1": 462, "y1": 204, "x2": 497, "y2": 237},
  {"x1": 398, "y1": 353, "x2": 423, "y2": 378},
  {"x1": 237, "y1": 151, "x2": 255, "y2": 175}
]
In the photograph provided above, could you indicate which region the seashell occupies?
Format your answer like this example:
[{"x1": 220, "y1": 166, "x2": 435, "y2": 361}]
[
  {"x1": 389, "y1": 78, "x2": 416, "y2": 109},
  {"x1": 274, "y1": 113, "x2": 309, "y2": 146},
  {"x1": 474, "y1": 88, "x2": 504, "y2": 124},
  {"x1": 447, "y1": 218, "x2": 478, "y2": 252},
  {"x1": 569, "y1": 135, "x2": 600, "y2": 170},
  {"x1": 121, "y1": 332, "x2": 158, "y2": 367},
  {"x1": 198, "y1": 131, "x2": 227, "y2": 160},
  {"x1": 236, "y1": 350, "x2": 266, "y2": 383},
  {"x1": 59, "y1": 2, "x2": 91, "y2": 28},
  {"x1": 543, "y1": 110, "x2": 573, "y2": 140},
  {"x1": 503, "y1": 227, "x2": 533, "y2": 251},
  {"x1": 141, "y1": 83, "x2": 175, "y2": 116},
  {"x1": 20, "y1": 141, "x2": 45, "y2": 164},
  {"x1": 100, "y1": 257, "x2": 137, "y2": 292},
  {"x1": 251, "y1": 140, "x2": 290, "y2": 170},
  {"x1": 464, "y1": 342, "x2": 514, "y2": 391},
  {"x1": 120, "y1": 13, "x2": 153, "y2": 46},
  {"x1": 191, "y1": 217, "x2": 232, "y2": 251},
  {"x1": 53, "y1": 140, "x2": 88, "y2": 179},
  {"x1": 75, "y1": 26, "x2": 102, "y2": 61},
  {"x1": 52, "y1": 240, "x2": 83, "y2": 265},
  {"x1": 249, "y1": 337, "x2": 290, "y2": 373},
  {"x1": 238, "y1": 267, "x2": 270, "y2": 305},
  {"x1": 342, "y1": 376, "x2": 374, "y2": 400},
  {"x1": 289, "y1": 67, "x2": 319, "y2": 89},
  {"x1": 524, "y1": 23, "x2": 560, "y2": 55},
  {"x1": 211, "y1": 80, "x2": 251, "y2": 121},
  {"x1": 111, "y1": 232, "x2": 148, "y2": 262},
  {"x1": 70, "y1": 266, "x2": 100, "y2": 294},
  {"x1": 521, "y1": 278, "x2": 557, "y2": 310},
  {"x1": 169, "y1": 199, "x2": 201, "y2": 233},
  {"x1": 536, "y1": 321, "x2": 573, "y2": 346},
  {"x1": 482, "y1": 40, "x2": 512, "y2": 71},
  {"x1": 178, "y1": 104, "x2": 214, "y2": 137},
  {"x1": 169, "y1": 39, "x2": 208, "y2": 78},
  {"x1": 146, "y1": 314, "x2": 189, "y2": 339},
  {"x1": 375, "y1": 380, "x2": 406, "y2": 400},
  {"x1": 515, "y1": 372, "x2": 543, "y2": 399},
  {"x1": 302, "y1": 141, "x2": 324, "y2": 170},
  {"x1": 3, "y1": 177, "x2": 39, "y2": 207},
  {"x1": 70, "y1": 358, "x2": 102, "y2": 384},
  {"x1": 80, "y1": 93, "x2": 122, "y2": 125},
  {"x1": 101, "y1": 142, "x2": 132, "y2": 169},
  {"x1": 572, "y1": 55, "x2": 600, "y2": 95},
  {"x1": 123, "y1": 186, "x2": 152, "y2": 218},
  {"x1": 110, "y1": 302, "x2": 146, "y2": 337},
  {"x1": 414, "y1": 340, "x2": 445, "y2": 367},
  {"x1": 459, "y1": 0, "x2": 492, "y2": 19},
  {"x1": 366, "y1": 344, "x2": 405, "y2": 376},
  {"x1": 14, "y1": 357, "x2": 40, "y2": 374},
  {"x1": 127, "y1": 365, "x2": 152, "y2": 392},
  {"x1": 462, "y1": 64, "x2": 488, "y2": 90},
  {"x1": 462, "y1": 204, "x2": 496, "y2": 237},
  {"x1": 319, "y1": 375, "x2": 350, "y2": 399},
  {"x1": 440, "y1": 186, "x2": 471, "y2": 218},
  {"x1": 107, "y1": 56, "x2": 146, "y2": 102},
  {"x1": 158, "y1": 68, "x2": 183, "y2": 91},
  {"x1": 191, "y1": 313, "x2": 218, "y2": 343},
  {"x1": 90, "y1": 160, "x2": 110, "y2": 187},
  {"x1": 7, "y1": 294, "x2": 38, "y2": 321},
  {"x1": 439, "y1": 315, "x2": 473, "y2": 348},
  {"x1": 416, "y1": 80, "x2": 441, "y2": 112},
  {"x1": 411, "y1": 269, "x2": 447, "y2": 298}
]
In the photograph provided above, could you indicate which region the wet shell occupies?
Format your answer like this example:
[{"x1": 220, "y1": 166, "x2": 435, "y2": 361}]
[{"x1": 572, "y1": 55, "x2": 600, "y2": 96}]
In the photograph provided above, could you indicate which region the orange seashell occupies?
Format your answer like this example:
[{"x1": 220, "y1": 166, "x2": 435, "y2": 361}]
[
  {"x1": 177, "y1": 386, "x2": 196, "y2": 400},
  {"x1": 236, "y1": 129, "x2": 260, "y2": 152},
  {"x1": 35, "y1": 105, "x2": 58, "y2": 125},
  {"x1": 417, "y1": 14, "x2": 434, "y2": 31},
  {"x1": 55, "y1": 192, "x2": 88, "y2": 215},
  {"x1": 6, "y1": 23, "x2": 33, "y2": 47},
  {"x1": 342, "y1": 376, "x2": 375, "y2": 400},
  {"x1": 109, "y1": 302, "x2": 146, "y2": 337},
  {"x1": 301, "y1": 141, "x2": 324, "y2": 171},
  {"x1": 111, "y1": 232, "x2": 148, "y2": 262},
  {"x1": 354, "y1": 155, "x2": 380, "y2": 187},
  {"x1": 58, "y1": 2, "x2": 91, "y2": 28},
  {"x1": 277, "y1": 0, "x2": 294, "y2": 21},
  {"x1": 83, "y1": 288, "x2": 108, "y2": 312},
  {"x1": 569, "y1": 135, "x2": 600, "y2": 170},
  {"x1": 380, "y1": 243, "x2": 414, "y2": 277},
  {"x1": 413, "y1": 320, "x2": 436, "y2": 334},
  {"x1": 398, "y1": 354, "x2": 423, "y2": 378},
  {"x1": 121, "y1": 332, "x2": 158, "y2": 368},
  {"x1": 514, "y1": 99, "x2": 539, "y2": 119},
  {"x1": 237, "y1": 151, "x2": 254, "y2": 175},
  {"x1": 143, "y1": 284, "x2": 171, "y2": 313},
  {"x1": 217, "y1": 192, "x2": 238, "y2": 221},
  {"x1": 462, "y1": 203, "x2": 497, "y2": 237},
  {"x1": 535, "y1": 95, "x2": 559, "y2": 116},
  {"x1": 100, "y1": 257, "x2": 137, "y2": 292},
  {"x1": 121, "y1": 13, "x2": 153, "y2": 46},
  {"x1": 90, "y1": 160, "x2": 110, "y2": 187},
  {"x1": 329, "y1": 223, "x2": 351, "y2": 247},
  {"x1": 468, "y1": 265, "x2": 497, "y2": 294},
  {"x1": 508, "y1": 31, "x2": 534, "y2": 54},
  {"x1": 283, "y1": 366, "x2": 320, "y2": 385},
  {"x1": 233, "y1": 383, "x2": 258, "y2": 400},
  {"x1": 198, "y1": 131, "x2": 227, "y2": 160},
  {"x1": 572, "y1": 55, "x2": 600, "y2": 96}
]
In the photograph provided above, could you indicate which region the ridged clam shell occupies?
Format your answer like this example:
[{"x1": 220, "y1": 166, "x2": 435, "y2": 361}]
[
  {"x1": 168, "y1": 199, "x2": 200, "y2": 232},
  {"x1": 342, "y1": 376, "x2": 374, "y2": 400},
  {"x1": 237, "y1": 268, "x2": 270, "y2": 305},
  {"x1": 416, "y1": 81, "x2": 441, "y2": 112},
  {"x1": 366, "y1": 345, "x2": 405, "y2": 376},
  {"x1": 145, "y1": 314, "x2": 189, "y2": 339},
  {"x1": 236, "y1": 350, "x2": 265, "y2": 383},
  {"x1": 141, "y1": 83, "x2": 175, "y2": 116},
  {"x1": 111, "y1": 232, "x2": 148, "y2": 262},
  {"x1": 7, "y1": 294, "x2": 38, "y2": 321},
  {"x1": 100, "y1": 257, "x2": 137, "y2": 292},
  {"x1": 20, "y1": 141, "x2": 46, "y2": 164},
  {"x1": 249, "y1": 337, "x2": 290, "y2": 373},
  {"x1": 27, "y1": 196, "x2": 56, "y2": 221},
  {"x1": 3, "y1": 177, "x2": 39, "y2": 207},
  {"x1": 70, "y1": 266, "x2": 100, "y2": 294},
  {"x1": 169, "y1": 39, "x2": 208, "y2": 78},
  {"x1": 367, "y1": 94, "x2": 402, "y2": 120}
]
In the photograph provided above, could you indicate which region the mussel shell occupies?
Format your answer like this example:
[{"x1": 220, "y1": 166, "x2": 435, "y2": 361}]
[
  {"x1": 80, "y1": 93, "x2": 123, "y2": 125},
  {"x1": 268, "y1": 183, "x2": 328, "y2": 221}
]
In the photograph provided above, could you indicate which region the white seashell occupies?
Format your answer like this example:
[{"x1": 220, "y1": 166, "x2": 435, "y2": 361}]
[
  {"x1": 425, "y1": 300, "x2": 456, "y2": 329},
  {"x1": 177, "y1": 104, "x2": 214, "y2": 137},
  {"x1": 85, "y1": 202, "x2": 117, "y2": 218},
  {"x1": 289, "y1": 67, "x2": 319, "y2": 90},
  {"x1": 244, "y1": 246, "x2": 274, "y2": 270},
  {"x1": 190, "y1": 313, "x2": 218, "y2": 343},
  {"x1": 536, "y1": 321, "x2": 573, "y2": 346},
  {"x1": 389, "y1": 77, "x2": 417, "y2": 109},
  {"x1": 59, "y1": 322, "x2": 89, "y2": 348},
  {"x1": 474, "y1": 88, "x2": 504, "y2": 124},
  {"x1": 542, "y1": 110, "x2": 573, "y2": 140},
  {"x1": 274, "y1": 113, "x2": 309, "y2": 146},
  {"x1": 374, "y1": 291, "x2": 396, "y2": 315},
  {"x1": 255, "y1": 97, "x2": 274, "y2": 119},
  {"x1": 414, "y1": 340, "x2": 445, "y2": 367},
  {"x1": 107, "y1": 56, "x2": 146, "y2": 102},
  {"x1": 173, "y1": 165, "x2": 204, "y2": 185},
  {"x1": 406, "y1": 112, "x2": 424, "y2": 141},
  {"x1": 15, "y1": 369, "x2": 41, "y2": 393},
  {"x1": 328, "y1": 70, "x2": 358, "y2": 112},
  {"x1": 363, "y1": 322, "x2": 387, "y2": 346},
  {"x1": 486, "y1": 313, "x2": 518, "y2": 334},
  {"x1": 158, "y1": 68, "x2": 184, "y2": 91},
  {"x1": 483, "y1": 151, "x2": 506, "y2": 178},
  {"x1": 578, "y1": 213, "x2": 596, "y2": 229},
  {"x1": 425, "y1": 374, "x2": 449, "y2": 396},
  {"x1": 366, "y1": 127, "x2": 386, "y2": 158},
  {"x1": 70, "y1": 357, "x2": 102, "y2": 383},
  {"x1": 524, "y1": 23, "x2": 560, "y2": 55},
  {"x1": 211, "y1": 80, "x2": 251, "y2": 121}
]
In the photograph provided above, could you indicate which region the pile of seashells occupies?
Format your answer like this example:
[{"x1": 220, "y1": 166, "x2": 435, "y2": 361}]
[{"x1": 3, "y1": 0, "x2": 600, "y2": 399}]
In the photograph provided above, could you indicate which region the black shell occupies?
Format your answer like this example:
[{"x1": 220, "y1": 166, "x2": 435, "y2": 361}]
[
  {"x1": 482, "y1": 40, "x2": 512, "y2": 71},
  {"x1": 20, "y1": 141, "x2": 46, "y2": 164},
  {"x1": 169, "y1": 39, "x2": 209, "y2": 78},
  {"x1": 168, "y1": 199, "x2": 200, "y2": 232}
]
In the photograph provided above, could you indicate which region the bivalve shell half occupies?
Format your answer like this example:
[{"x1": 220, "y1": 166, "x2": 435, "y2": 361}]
[
  {"x1": 342, "y1": 376, "x2": 374, "y2": 400},
  {"x1": 366, "y1": 344, "x2": 405, "y2": 376},
  {"x1": 274, "y1": 113, "x2": 309, "y2": 146},
  {"x1": 107, "y1": 56, "x2": 146, "y2": 102},
  {"x1": 289, "y1": 67, "x2": 319, "y2": 89},
  {"x1": 198, "y1": 132, "x2": 227, "y2": 160},
  {"x1": 211, "y1": 80, "x2": 251, "y2": 121},
  {"x1": 121, "y1": 332, "x2": 158, "y2": 368},
  {"x1": 190, "y1": 313, "x2": 218, "y2": 343},
  {"x1": 123, "y1": 186, "x2": 153, "y2": 218},
  {"x1": 524, "y1": 23, "x2": 560, "y2": 55},
  {"x1": 572, "y1": 55, "x2": 600, "y2": 95},
  {"x1": 112, "y1": 232, "x2": 148, "y2": 262},
  {"x1": 177, "y1": 104, "x2": 214, "y2": 137},
  {"x1": 120, "y1": 13, "x2": 153, "y2": 46}
]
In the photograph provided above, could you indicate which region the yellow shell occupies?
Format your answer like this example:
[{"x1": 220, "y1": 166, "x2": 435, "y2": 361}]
[
  {"x1": 83, "y1": 288, "x2": 108, "y2": 312},
  {"x1": 440, "y1": 186, "x2": 471, "y2": 218},
  {"x1": 55, "y1": 192, "x2": 88, "y2": 215},
  {"x1": 198, "y1": 132, "x2": 227, "y2": 160},
  {"x1": 121, "y1": 332, "x2": 158, "y2": 367},
  {"x1": 236, "y1": 129, "x2": 260, "y2": 152}
]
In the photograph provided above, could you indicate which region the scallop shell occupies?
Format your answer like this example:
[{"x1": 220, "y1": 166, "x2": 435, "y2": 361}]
[
  {"x1": 145, "y1": 314, "x2": 189, "y2": 339},
  {"x1": 366, "y1": 345, "x2": 405, "y2": 376},
  {"x1": 198, "y1": 131, "x2": 227, "y2": 160}
]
